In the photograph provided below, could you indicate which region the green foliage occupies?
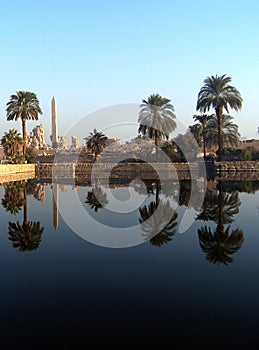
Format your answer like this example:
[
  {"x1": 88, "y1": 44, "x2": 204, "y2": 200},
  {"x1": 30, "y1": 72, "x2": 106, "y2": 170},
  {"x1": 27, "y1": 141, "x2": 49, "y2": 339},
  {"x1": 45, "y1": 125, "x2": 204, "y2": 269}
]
[
  {"x1": 205, "y1": 114, "x2": 240, "y2": 148},
  {"x1": 196, "y1": 74, "x2": 242, "y2": 160},
  {"x1": 26, "y1": 147, "x2": 38, "y2": 163},
  {"x1": 220, "y1": 147, "x2": 259, "y2": 161},
  {"x1": 196, "y1": 74, "x2": 242, "y2": 114},
  {"x1": 1, "y1": 128, "x2": 23, "y2": 157},
  {"x1": 6, "y1": 91, "x2": 42, "y2": 157},
  {"x1": 172, "y1": 131, "x2": 200, "y2": 162},
  {"x1": 7, "y1": 152, "x2": 25, "y2": 164},
  {"x1": 84, "y1": 128, "x2": 108, "y2": 160},
  {"x1": 138, "y1": 93, "x2": 177, "y2": 145}
]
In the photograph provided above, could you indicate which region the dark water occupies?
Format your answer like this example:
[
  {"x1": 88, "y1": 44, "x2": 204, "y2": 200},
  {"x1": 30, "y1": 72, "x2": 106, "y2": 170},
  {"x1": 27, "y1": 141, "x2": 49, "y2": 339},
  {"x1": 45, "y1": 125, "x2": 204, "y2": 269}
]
[{"x1": 1, "y1": 178, "x2": 259, "y2": 349}]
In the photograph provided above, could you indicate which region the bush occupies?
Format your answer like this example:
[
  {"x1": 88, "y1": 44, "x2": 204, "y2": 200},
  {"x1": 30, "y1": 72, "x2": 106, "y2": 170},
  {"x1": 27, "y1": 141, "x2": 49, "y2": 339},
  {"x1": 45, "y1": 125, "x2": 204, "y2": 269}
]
[
  {"x1": 26, "y1": 147, "x2": 38, "y2": 163},
  {"x1": 220, "y1": 147, "x2": 259, "y2": 161}
]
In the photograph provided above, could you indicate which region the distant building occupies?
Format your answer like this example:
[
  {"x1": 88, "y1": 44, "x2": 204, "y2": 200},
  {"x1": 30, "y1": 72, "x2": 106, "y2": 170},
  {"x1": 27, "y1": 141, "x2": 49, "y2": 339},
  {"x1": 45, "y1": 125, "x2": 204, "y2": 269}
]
[
  {"x1": 71, "y1": 136, "x2": 80, "y2": 149},
  {"x1": 238, "y1": 139, "x2": 259, "y2": 150},
  {"x1": 59, "y1": 136, "x2": 68, "y2": 150}
]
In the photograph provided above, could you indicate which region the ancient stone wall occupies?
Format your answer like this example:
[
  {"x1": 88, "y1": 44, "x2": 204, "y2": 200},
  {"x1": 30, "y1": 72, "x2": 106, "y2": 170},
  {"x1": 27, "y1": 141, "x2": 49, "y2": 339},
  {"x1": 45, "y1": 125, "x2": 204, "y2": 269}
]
[
  {"x1": 35, "y1": 162, "x2": 196, "y2": 180},
  {"x1": 214, "y1": 161, "x2": 259, "y2": 173},
  {"x1": 0, "y1": 164, "x2": 35, "y2": 183}
]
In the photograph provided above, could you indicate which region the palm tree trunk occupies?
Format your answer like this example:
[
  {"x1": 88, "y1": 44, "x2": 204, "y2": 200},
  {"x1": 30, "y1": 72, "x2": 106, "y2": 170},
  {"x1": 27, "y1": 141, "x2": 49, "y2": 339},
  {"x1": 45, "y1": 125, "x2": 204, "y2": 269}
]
[
  {"x1": 217, "y1": 183, "x2": 224, "y2": 235},
  {"x1": 203, "y1": 139, "x2": 206, "y2": 159},
  {"x1": 216, "y1": 107, "x2": 223, "y2": 161},
  {"x1": 155, "y1": 181, "x2": 160, "y2": 207},
  {"x1": 22, "y1": 117, "x2": 27, "y2": 158}
]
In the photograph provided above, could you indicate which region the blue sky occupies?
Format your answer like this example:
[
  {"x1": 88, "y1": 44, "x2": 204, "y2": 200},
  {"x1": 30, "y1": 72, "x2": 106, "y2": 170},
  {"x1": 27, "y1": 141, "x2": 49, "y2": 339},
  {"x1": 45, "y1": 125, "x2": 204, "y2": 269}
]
[{"x1": 1, "y1": 0, "x2": 259, "y2": 144}]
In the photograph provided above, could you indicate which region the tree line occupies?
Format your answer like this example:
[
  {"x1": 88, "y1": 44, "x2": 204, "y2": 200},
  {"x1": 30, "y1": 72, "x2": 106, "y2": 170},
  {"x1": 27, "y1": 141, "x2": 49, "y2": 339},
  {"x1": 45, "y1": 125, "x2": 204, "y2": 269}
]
[{"x1": 1, "y1": 74, "x2": 244, "y2": 163}]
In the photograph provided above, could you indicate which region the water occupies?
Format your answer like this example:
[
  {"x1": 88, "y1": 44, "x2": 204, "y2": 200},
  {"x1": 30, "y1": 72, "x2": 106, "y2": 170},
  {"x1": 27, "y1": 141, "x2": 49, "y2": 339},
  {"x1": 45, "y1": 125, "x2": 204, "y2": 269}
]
[{"x1": 1, "y1": 178, "x2": 259, "y2": 349}]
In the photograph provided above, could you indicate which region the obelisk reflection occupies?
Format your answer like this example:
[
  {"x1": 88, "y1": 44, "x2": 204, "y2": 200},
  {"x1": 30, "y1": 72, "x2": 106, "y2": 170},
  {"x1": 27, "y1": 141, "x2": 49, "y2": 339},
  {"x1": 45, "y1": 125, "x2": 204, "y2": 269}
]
[{"x1": 52, "y1": 183, "x2": 59, "y2": 229}]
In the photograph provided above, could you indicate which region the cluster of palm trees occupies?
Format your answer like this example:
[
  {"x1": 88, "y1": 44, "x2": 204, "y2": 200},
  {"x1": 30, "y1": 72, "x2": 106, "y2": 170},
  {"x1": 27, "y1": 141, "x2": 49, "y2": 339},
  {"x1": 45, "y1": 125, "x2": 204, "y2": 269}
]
[
  {"x1": 189, "y1": 113, "x2": 240, "y2": 159},
  {"x1": 1, "y1": 91, "x2": 42, "y2": 162},
  {"x1": 138, "y1": 74, "x2": 242, "y2": 161},
  {"x1": 1, "y1": 74, "x2": 242, "y2": 163}
]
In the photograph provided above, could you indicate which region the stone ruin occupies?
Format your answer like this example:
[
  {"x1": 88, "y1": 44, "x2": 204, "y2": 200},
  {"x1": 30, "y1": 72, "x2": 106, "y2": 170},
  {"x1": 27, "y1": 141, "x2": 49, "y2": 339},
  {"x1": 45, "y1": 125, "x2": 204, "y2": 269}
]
[
  {"x1": 71, "y1": 136, "x2": 80, "y2": 149},
  {"x1": 27, "y1": 124, "x2": 47, "y2": 149},
  {"x1": 59, "y1": 136, "x2": 68, "y2": 150}
]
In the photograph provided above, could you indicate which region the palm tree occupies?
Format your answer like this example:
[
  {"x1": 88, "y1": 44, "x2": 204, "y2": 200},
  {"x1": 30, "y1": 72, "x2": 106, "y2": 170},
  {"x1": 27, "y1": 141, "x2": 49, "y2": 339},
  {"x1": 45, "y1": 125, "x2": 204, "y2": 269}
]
[
  {"x1": 196, "y1": 74, "x2": 242, "y2": 160},
  {"x1": 1, "y1": 128, "x2": 23, "y2": 158},
  {"x1": 6, "y1": 91, "x2": 42, "y2": 157},
  {"x1": 85, "y1": 186, "x2": 108, "y2": 212},
  {"x1": 138, "y1": 93, "x2": 177, "y2": 146},
  {"x1": 189, "y1": 114, "x2": 213, "y2": 158},
  {"x1": 84, "y1": 128, "x2": 108, "y2": 160},
  {"x1": 205, "y1": 114, "x2": 240, "y2": 150},
  {"x1": 8, "y1": 181, "x2": 44, "y2": 252}
]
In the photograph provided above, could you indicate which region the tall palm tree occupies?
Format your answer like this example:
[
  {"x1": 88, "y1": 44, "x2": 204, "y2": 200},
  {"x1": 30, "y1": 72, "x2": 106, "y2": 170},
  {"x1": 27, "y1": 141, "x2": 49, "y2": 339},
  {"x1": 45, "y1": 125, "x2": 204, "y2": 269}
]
[
  {"x1": 84, "y1": 128, "x2": 108, "y2": 160},
  {"x1": 138, "y1": 93, "x2": 177, "y2": 146},
  {"x1": 8, "y1": 181, "x2": 44, "y2": 252},
  {"x1": 196, "y1": 74, "x2": 242, "y2": 160},
  {"x1": 6, "y1": 91, "x2": 42, "y2": 157},
  {"x1": 205, "y1": 114, "x2": 240, "y2": 150},
  {"x1": 1, "y1": 128, "x2": 23, "y2": 157},
  {"x1": 190, "y1": 114, "x2": 213, "y2": 158}
]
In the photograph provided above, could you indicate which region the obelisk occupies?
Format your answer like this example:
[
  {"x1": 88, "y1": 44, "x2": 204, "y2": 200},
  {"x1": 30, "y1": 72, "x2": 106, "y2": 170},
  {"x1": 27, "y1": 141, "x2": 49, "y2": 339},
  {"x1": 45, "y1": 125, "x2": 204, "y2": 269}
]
[{"x1": 51, "y1": 96, "x2": 58, "y2": 148}]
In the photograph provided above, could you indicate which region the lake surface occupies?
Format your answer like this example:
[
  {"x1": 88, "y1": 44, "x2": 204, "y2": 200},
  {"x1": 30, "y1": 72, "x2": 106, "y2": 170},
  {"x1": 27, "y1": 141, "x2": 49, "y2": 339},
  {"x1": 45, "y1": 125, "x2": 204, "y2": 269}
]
[{"x1": 1, "y1": 177, "x2": 259, "y2": 349}]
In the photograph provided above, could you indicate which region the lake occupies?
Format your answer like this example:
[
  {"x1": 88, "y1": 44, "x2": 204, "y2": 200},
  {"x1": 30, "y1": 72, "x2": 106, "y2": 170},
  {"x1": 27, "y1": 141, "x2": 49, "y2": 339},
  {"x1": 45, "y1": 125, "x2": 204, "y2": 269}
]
[{"x1": 1, "y1": 177, "x2": 259, "y2": 349}]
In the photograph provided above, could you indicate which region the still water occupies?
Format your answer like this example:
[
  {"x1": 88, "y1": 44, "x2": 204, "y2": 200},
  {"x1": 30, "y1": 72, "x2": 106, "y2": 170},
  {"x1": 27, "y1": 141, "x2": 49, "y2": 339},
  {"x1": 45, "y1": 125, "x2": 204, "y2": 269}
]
[{"x1": 1, "y1": 178, "x2": 259, "y2": 349}]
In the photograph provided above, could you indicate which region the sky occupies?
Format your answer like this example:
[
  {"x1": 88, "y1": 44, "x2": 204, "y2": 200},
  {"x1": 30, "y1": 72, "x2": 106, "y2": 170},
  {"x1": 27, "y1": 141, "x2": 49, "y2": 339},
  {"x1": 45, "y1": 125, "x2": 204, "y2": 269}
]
[{"x1": 1, "y1": 0, "x2": 259, "y2": 145}]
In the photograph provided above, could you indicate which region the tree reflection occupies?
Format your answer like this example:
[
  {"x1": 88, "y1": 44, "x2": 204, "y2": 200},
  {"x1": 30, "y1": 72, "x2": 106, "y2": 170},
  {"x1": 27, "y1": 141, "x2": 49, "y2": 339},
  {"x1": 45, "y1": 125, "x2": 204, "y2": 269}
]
[
  {"x1": 7, "y1": 181, "x2": 44, "y2": 252},
  {"x1": 196, "y1": 182, "x2": 244, "y2": 265},
  {"x1": 85, "y1": 186, "x2": 108, "y2": 212},
  {"x1": 198, "y1": 225, "x2": 244, "y2": 265},
  {"x1": 2, "y1": 181, "x2": 24, "y2": 215},
  {"x1": 139, "y1": 182, "x2": 178, "y2": 247}
]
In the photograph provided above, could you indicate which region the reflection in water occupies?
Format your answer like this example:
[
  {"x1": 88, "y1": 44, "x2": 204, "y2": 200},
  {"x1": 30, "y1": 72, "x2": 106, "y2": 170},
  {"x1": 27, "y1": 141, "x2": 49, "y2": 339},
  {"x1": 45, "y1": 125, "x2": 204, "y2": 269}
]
[
  {"x1": 2, "y1": 178, "x2": 258, "y2": 255},
  {"x1": 52, "y1": 183, "x2": 59, "y2": 229},
  {"x1": 139, "y1": 180, "x2": 178, "y2": 247},
  {"x1": 8, "y1": 221, "x2": 44, "y2": 252},
  {"x1": 2, "y1": 181, "x2": 24, "y2": 215},
  {"x1": 3, "y1": 180, "x2": 45, "y2": 252},
  {"x1": 139, "y1": 201, "x2": 178, "y2": 246},
  {"x1": 197, "y1": 225, "x2": 244, "y2": 265},
  {"x1": 85, "y1": 186, "x2": 108, "y2": 212},
  {"x1": 196, "y1": 182, "x2": 244, "y2": 265},
  {"x1": 0, "y1": 177, "x2": 259, "y2": 348}
]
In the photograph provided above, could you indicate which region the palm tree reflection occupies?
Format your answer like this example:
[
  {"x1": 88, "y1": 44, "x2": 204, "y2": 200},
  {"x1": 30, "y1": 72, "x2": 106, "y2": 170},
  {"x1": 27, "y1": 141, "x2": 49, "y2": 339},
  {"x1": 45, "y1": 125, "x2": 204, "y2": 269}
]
[
  {"x1": 139, "y1": 181, "x2": 178, "y2": 247},
  {"x1": 85, "y1": 186, "x2": 108, "y2": 212},
  {"x1": 198, "y1": 225, "x2": 244, "y2": 265},
  {"x1": 2, "y1": 181, "x2": 24, "y2": 215},
  {"x1": 196, "y1": 182, "x2": 244, "y2": 265},
  {"x1": 7, "y1": 181, "x2": 44, "y2": 252}
]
